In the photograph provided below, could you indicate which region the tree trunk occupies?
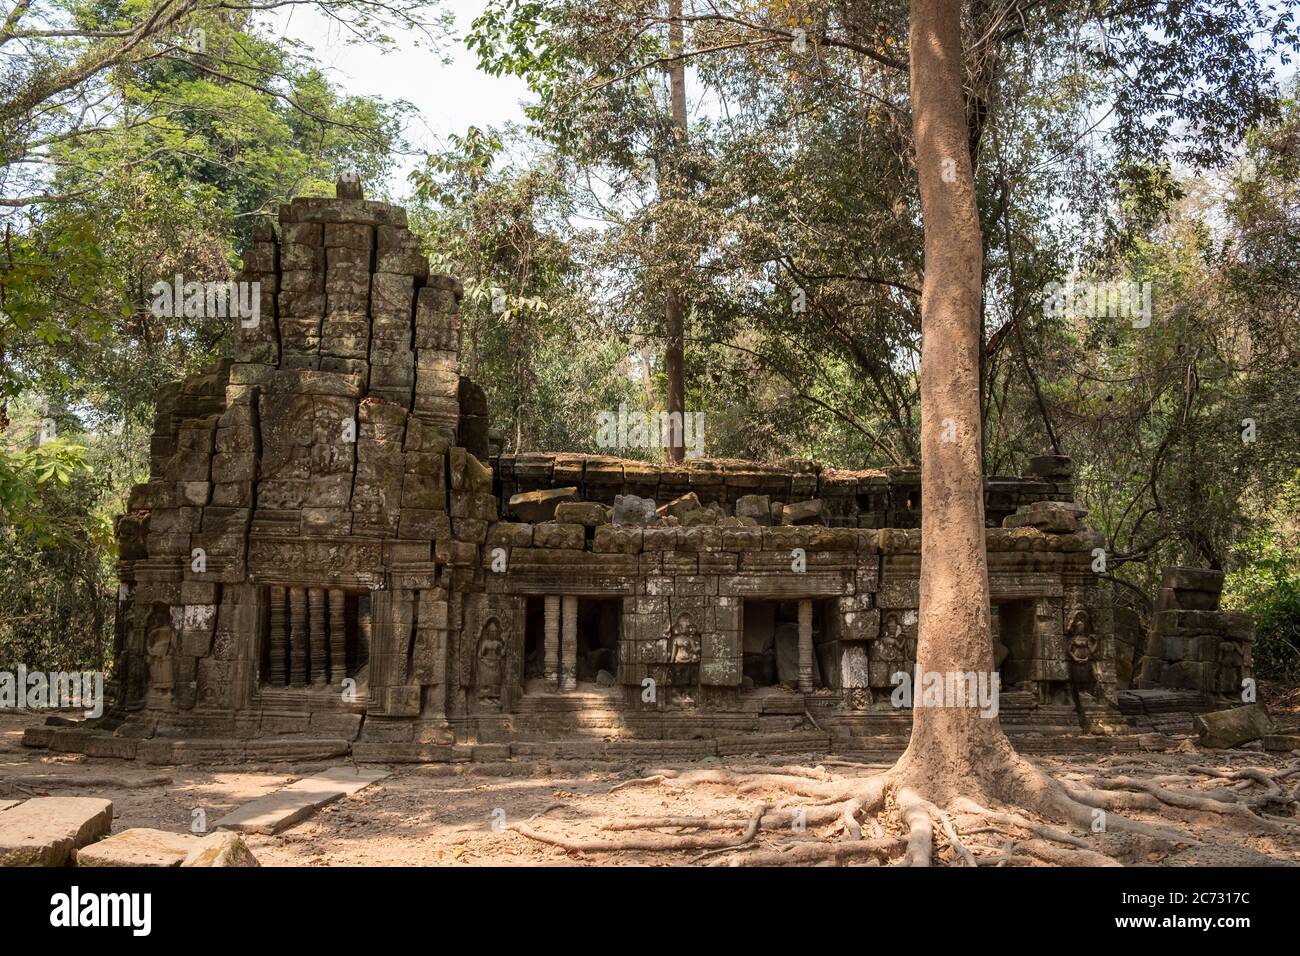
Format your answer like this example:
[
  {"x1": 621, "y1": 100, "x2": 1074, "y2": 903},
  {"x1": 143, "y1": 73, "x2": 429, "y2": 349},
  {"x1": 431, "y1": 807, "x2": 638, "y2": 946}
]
[
  {"x1": 896, "y1": 0, "x2": 1018, "y2": 802},
  {"x1": 663, "y1": 0, "x2": 688, "y2": 462}
]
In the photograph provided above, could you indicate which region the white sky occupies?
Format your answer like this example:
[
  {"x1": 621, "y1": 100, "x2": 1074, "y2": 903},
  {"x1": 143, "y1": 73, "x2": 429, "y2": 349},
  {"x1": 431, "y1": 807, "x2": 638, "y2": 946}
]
[{"x1": 267, "y1": 0, "x2": 531, "y2": 198}]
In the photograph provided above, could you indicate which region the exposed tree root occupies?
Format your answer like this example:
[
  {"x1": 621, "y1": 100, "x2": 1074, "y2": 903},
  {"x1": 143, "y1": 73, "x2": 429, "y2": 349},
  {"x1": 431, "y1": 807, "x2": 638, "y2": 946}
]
[
  {"x1": 505, "y1": 747, "x2": 1299, "y2": 866},
  {"x1": 708, "y1": 837, "x2": 904, "y2": 867},
  {"x1": 1083, "y1": 774, "x2": 1296, "y2": 832}
]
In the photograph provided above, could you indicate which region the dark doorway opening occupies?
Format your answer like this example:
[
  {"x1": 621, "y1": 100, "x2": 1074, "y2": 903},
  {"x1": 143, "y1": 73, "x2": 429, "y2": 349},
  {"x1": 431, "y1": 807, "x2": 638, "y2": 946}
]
[
  {"x1": 996, "y1": 599, "x2": 1036, "y2": 689},
  {"x1": 576, "y1": 597, "x2": 621, "y2": 682},
  {"x1": 523, "y1": 596, "x2": 546, "y2": 680},
  {"x1": 741, "y1": 599, "x2": 827, "y2": 689}
]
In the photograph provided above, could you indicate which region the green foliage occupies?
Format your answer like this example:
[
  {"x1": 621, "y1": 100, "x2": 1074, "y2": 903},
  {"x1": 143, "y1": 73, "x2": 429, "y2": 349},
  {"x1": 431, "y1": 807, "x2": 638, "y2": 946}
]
[
  {"x1": 0, "y1": 403, "x2": 117, "y2": 672},
  {"x1": 1224, "y1": 477, "x2": 1300, "y2": 681}
]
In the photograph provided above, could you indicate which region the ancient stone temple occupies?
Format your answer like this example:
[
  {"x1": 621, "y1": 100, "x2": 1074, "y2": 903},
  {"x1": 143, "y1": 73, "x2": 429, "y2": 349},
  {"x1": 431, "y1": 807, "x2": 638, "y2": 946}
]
[{"x1": 34, "y1": 183, "x2": 1253, "y2": 764}]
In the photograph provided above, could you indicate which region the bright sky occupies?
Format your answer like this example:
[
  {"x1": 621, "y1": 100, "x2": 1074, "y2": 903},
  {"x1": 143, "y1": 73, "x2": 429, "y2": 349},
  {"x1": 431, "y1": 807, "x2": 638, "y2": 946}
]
[{"x1": 267, "y1": 0, "x2": 531, "y2": 199}]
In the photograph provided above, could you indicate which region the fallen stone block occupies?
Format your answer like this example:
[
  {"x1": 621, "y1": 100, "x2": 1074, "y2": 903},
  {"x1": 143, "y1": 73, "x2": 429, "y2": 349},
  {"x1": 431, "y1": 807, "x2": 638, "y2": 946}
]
[
  {"x1": 1262, "y1": 734, "x2": 1300, "y2": 752},
  {"x1": 735, "y1": 494, "x2": 771, "y2": 525},
  {"x1": 657, "y1": 491, "x2": 701, "y2": 519},
  {"x1": 612, "y1": 493, "x2": 657, "y2": 527},
  {"x1": 181, "y1": 831, "x2": 260, "y2": 867},
  {"x1": 0, "y1": 797, "x2": 113, "y2": 866},
  {"x1": 213, "y1": 766, "x2": 388, "y2": 834},
  {"x1": 554, "y1": 500, "x2": 611, "y2": 527},
  {"x1": 508, "y1": 486, "x2": 577, "y2": 522},
  {"x1": 1193, "y1": 703, "x2": 1272, "y2": 749},
  {"x1": 75, "y1": 828, "x2": 196, "y2": 867},
  {"x1": 782, "y1": 499, "x2": 824, "y2": 525}
]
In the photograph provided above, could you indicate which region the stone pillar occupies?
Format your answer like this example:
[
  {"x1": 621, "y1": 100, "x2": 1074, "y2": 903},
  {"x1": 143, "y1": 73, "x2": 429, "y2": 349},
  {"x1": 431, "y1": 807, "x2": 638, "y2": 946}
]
[
  {"x1": 289, "y1": 587, "x2": 308, "y2": 686},
  {"x1": 543, "y1": 595, "x2": 561, "y2": 690},
  {"x1": 798, "y1": 598, "x2": 814, "y2": 693},
  {"x1": 309, "y1": 587, "x2": 328, "y2": 685},
  {"x1": 269, "y1": 586, "x2": 288, "y2": 686},
  {"x1": 329, "y1": 588, "x2": 347, "y2": 683},
  {"x1": 561, "y1": 595, "x2": 578, "y2": 691}
]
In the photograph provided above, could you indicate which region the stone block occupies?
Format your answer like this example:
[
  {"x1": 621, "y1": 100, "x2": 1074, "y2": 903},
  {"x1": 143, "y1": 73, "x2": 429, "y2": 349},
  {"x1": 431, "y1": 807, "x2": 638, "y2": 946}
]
[
  {"x1": 180, "y1": 831, "x2": 260, "y2": 867},
  {"x1": 1194, "y1": 703, "x2": 1272, "y2": 748},
  {"x1": 533, "y1": 522, "x2": 585, "y2": 550},
  {"x1": 0, "y1": 797, "x2": 113, "y2": 866},
  {"x1": 508, "y1": 487, "x2": 577, "y2": 522},
  {"x1": 75, "y1": 828, "x2": 196, "y2": 867}
]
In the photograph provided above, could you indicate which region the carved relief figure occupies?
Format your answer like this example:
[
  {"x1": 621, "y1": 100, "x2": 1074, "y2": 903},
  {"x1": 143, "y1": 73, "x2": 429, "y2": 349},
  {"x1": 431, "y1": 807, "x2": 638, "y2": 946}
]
[
  {"x1": 476, "y1": 618, "x2": 506, "y2": 709},
  {"x1": 145, "y1": 605, "x2": 177, "y2": 694},
  {"x1": 875, "y1": 612, "x2": 906, "y2": 661},
  {"x1": 666, "y1": 612, "x2": 701, "y2": 663},
  {"x1": 1066, "y1": 610, "x2": 1097, "y2": 699}
]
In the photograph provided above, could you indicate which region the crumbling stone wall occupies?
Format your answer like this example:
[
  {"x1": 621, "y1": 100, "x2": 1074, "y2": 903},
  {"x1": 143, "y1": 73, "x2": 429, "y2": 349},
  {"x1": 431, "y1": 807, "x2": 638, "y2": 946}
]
[{"x1": 1135, "y1": 567, "x2": 1255, "y2": 697}]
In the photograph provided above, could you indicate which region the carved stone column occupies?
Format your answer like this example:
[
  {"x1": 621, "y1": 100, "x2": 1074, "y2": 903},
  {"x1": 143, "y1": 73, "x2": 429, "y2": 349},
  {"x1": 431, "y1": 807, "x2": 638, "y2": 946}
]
[
  {"x1": 798, "y1": 598, "x2": 814, "y2": 693},
  {"x1": 561, "y1": 595, "x2": 578, "y2": 691},
  {"x1": 329, "y1": 588, "x2": 347, "y2": 683},
  {"x1": 289, "y1": 587, "x2": 308, "y2": 686},
  {"x1": 269, "y1": 586, "x2": 288, "y2": 686},
  {"x1": 309, "y1": 587, "x2": 328, "y2": 685},
  {"x1": 543, "y1": 594, "x2": 560, "y2": 690}
]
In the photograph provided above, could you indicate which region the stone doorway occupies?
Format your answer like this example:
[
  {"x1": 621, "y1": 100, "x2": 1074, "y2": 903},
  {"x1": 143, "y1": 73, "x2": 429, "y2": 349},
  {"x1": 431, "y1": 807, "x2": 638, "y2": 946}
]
[
  {"x1": 995, "y1": 599, "x2": 1036, "y2": 690},
  {"x1": 741, "y1": 598, "x2": 828, "y2": 692}
]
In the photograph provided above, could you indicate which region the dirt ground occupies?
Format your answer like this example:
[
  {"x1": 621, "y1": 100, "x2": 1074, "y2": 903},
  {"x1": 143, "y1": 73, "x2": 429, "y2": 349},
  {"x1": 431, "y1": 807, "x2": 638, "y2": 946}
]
[{"x1": 2, "y1": 711, "x2": 1296, "y2": 866}]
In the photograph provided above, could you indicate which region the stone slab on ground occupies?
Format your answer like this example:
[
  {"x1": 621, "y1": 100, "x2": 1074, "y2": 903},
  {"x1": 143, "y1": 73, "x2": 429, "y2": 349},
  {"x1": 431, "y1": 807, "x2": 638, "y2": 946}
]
[
  {"x1": 1263, "y1": 734, "x2": 1300, "y2": 752},
  {"x1": 1193, "y1": 703, "x2": 1272, "y2": 749},
  {"x1": 213, "y1": 767, "x2": 388, "y2": 834},
  {"x1": 0, "y1": 797, "x2": 113, "y2": 866},
  {"x1": 74, "y1": 828, "x2": 195, "y2": 867},
  {"x1": 0, "y1": 800, "x2": 19, "y2": 813}
]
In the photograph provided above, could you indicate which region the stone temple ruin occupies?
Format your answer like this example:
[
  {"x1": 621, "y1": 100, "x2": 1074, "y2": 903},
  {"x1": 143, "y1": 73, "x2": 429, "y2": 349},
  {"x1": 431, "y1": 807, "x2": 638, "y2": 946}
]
[{"x1": 28, "y1": 183, "x2": 1256, "y2": 764}]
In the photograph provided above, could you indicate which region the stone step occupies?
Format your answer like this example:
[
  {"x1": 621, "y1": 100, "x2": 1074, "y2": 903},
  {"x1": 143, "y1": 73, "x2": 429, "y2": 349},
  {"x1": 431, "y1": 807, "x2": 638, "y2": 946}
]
[
  {"x1": 213, "y1": 767, "x2": 388, "y2": 834},
  {"x1": 75, "y1": 828, "x2": 197, "y2": 867},
  {"x1": 137, "y1": 737, "x2": 350, "y2": 764},
  {"x1": 0, "y1": 797, "x2": 113, "y2": 866}
]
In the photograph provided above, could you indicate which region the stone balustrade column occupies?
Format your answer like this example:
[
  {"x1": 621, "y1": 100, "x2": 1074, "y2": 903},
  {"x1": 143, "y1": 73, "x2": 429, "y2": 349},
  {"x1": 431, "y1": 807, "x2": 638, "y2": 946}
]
[
  {"x1": 329, "y1": 588, "x2": 347, "y2": 683},
  {"x1": 309, "y1": 587, "x2": 328, "y2": 685},
  {"x1": 798, "y1": 598, "x2": 814, "y2": 694},
  {"x1": 561, "y1": 595, "x2": 578, "y2": 691},
  {"x1": 269, "y1": 586, "x2": 288, "y2": 686},
  {"x1": 289, "y1": 587, "x2": 308, "y2": 686},
  {"x1": 543, "y1": 595, "x2": 561, "y2": 690}
]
